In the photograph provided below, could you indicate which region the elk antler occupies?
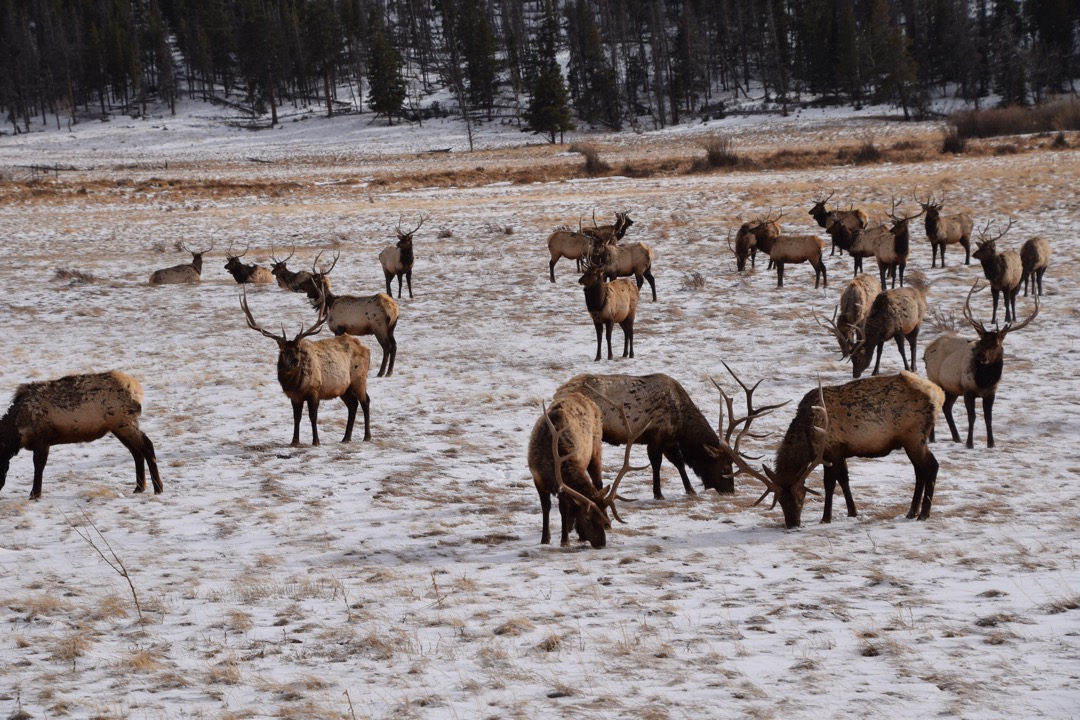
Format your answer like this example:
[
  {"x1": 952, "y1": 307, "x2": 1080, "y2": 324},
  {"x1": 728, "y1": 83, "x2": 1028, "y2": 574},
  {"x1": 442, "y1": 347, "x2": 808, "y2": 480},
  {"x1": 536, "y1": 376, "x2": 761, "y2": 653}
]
[
  {"x1": 397, "y1": 214, "x2": 426, "y2": 238},
  {"x1": 270, "y1": 245, "x2": 296, "y2": 264},
  {"x1": 599, "y1": 402, "x2": 652, "y2": 525},
  {"x1": 977, "y1": 217, "x2": 1014, "y2": 245},
  {"x1": 813, "y1": 305, "x2": 853, "y2": 357},
  {"x1": 311, "y1": 250, "x2": 340, "y2": 276},
  {"x1": 239, "y1": 289, "x2": 286, "y2": 345},
  {"x1": 962, "y1": 280, "x2": 990, "y2": 334}
]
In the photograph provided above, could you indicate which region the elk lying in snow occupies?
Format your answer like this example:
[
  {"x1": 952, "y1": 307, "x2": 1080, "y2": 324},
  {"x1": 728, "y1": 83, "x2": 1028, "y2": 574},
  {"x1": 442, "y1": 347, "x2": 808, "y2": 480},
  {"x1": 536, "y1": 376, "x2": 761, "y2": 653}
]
[
  {"x1": 923, "y1": 282, "x2": 1038, "y2": 448},
  {"x1": 1020, "y1": 236, "x2": 1051, "y2": 297},
  {"x1": 149, "y1": 241, "x2": 213, "y2": 285},
  {"x1": 820, "y1": 276, "x2": 929, "y2": 378},
  {"x1": 1, "y1": 371, "x2": 162, "y2": 499},
  {"x1": 917, "y1": 190, "x2": 974, "y2": 267},
  {"x1": 767, "y1": 235, "x2": 827, "y2": 288},
  {"x1": 711, "y1": 366, "x2": 943, "y2": 528},
  {"x1": 379, "y1": 215, "x2": 422, "y2": 298},
  {"x1": 809, "y1": 192, "x2": 867, "y2": 256},
  {"x1": 597, "y1": 241, "x2": 656, "y2": 301},
  {"x1": 730, "y1": 211, "x2": 783, "y2": 271},
  {"x1": 240, "y1": 291, "x2": 371, "y2": 446},
  {"x1": 529, "y1": 393, "x2": 646, "y2": 547},
  {"x1": 972, "y1": 220, "x2": 1022, "y2": 324},
  {"x1": 554, "y1": 372, "x2": 782, "y2": 499},
  {"x1": 580, "y1": 258, "x2": 639, "y2": 361},
  {"x1": 308, "y1": 275, "x2": 400, "y2": 378},
  {"x1": 270, "y1": 246, "x2": 317, "y2": 293},
  {"x1": 224, "y1": 245, "x2": 274, "y2": 284}
]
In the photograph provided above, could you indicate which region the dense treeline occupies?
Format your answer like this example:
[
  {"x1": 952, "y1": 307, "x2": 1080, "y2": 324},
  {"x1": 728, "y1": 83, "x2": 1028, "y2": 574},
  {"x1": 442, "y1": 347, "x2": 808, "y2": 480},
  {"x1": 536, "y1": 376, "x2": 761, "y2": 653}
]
[{"x1": 1, "y1": 0, "x2": 1077, "y2": 138}]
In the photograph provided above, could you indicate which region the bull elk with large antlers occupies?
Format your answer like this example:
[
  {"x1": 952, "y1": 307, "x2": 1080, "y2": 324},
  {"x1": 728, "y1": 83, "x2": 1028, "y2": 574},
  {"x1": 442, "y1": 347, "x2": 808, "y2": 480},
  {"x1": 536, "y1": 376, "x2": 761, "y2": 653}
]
[
  {"x1": 583, "y1": 210, "x2": 634, "y2": 246},
  {"x1": 240, "y1": 290, "x2": 371, "y2": 446},
  {"x1": 710, "y1": 366, "x2": 943, "y2": 528},
  {"x1": 224, "y1": 244, "x2": 274, "y2": 284},
  {"x1": 528, "y1": 393, "x2": 647, "y2": 547},
  {"x1": 379, "y1": 215, "x2": 422, "y2": 299},
  {"x1": 809, "y1": 192, "x2": 867, "y2": 256},
  {"x1": 149, "y1": 241, "x2": 213, "y2": 285},
  {"x1": 270, "y1": 246, "x2": 317, "y2": 293},
  {"x1": 923, "y1": 282, "x2": 1038, "y2": 448},
  {"x1": 916, "y1": 189, "x2": 974, "y2": 267}
]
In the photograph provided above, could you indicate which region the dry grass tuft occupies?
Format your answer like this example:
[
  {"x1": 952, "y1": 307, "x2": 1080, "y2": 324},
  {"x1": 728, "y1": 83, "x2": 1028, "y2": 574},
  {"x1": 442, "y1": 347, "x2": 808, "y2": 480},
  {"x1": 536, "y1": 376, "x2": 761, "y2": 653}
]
[
  {"x1": 681, "y1": 271, "x2": 706, "y2": 290},
  {"x1": 53, "y1": 267, "x2": 97, "y2": 284},
  {"x1": 535, "y1": 631, "x2": 562, "y2": 652},
  {"x1": 702, "y1": 135, "x2": 739, "y2": 168},
  {"x1": 942, "y1": 127, "x2": 968, "y2": 154},
  {"x1": 494, "y1": 617, "x2": 535, "y2": 636},
  {"x1": 570, "y1": 143, "x2": 611, "y2": 175},
  {"x1": 49, "y1": 630, "x2": 93, "y2": 664}
]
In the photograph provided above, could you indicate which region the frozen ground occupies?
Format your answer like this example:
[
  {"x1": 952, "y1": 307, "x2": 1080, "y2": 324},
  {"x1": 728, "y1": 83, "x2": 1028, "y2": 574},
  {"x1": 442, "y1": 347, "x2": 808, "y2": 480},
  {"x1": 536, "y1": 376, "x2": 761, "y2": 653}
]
[{"x1": 0, "y1": 103, "x2": 1078, "y2": 719}]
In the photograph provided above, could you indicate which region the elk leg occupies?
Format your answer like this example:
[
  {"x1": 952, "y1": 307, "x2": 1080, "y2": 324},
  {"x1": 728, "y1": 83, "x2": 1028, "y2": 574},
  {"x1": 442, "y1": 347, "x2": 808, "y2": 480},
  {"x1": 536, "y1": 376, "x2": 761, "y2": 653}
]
[
  {"x1": 307, "y1": 397, "x2": 320, "y2": 446},
  {"x1": 963, "y1": 391, "x2": 978, "y2": 449},
  {"x1": 114, "y1": 428, "x2": 161, "y2": 494},
  {"x1": 963, "y1": 240, "x2": 971, "y2": 265},
  {"x1": 557, "y1": 493, "x2": 574, "y2": 545},
  {"x1": 593, "y1": 321, "x2": 604, "y2": 362},
  {"x1": 341, "y1": 390, "x2": 358, "y2": 442},
  {"x1": 405, "y1": 270, "x2": 413, "y2": 299},
  {"x1": 835, "y1": 460, "x2": 856, "y2": 518},
  {"x1": 821, "y1": 466, "x2": 836, "y2": 523},
  {"x1": 549, "y1": 258, "x2": 558, "y2": 283},
  {"x1": 940, "y1": 393, "x2": 961, "y2": 443},
  {"x1": 385, "y1": 328, "x2": 397, "y2": 377},
  {"x1": 661, "y1": 444, "x2": 696, "y2": 496},
  {"x1": 816, "y1": 260, "x2": 827, "y2": 289},
  {"x1": 621, "y1": 319, "x2": 634, "y2": 358},
  {"x1": 990, "y1": 289, "x2": 1000, "y2": 325},
  {"x1": 539, "y1": 491, "x2": 552, "y2": 544},
  {"x1": 646, "y1": 444, "x2": 666, "y2": 499},
  {"x1": 360, "y1": 390, "x2": 371, "y2": 441},
  {"x1": 605, "y1": 321, "x2": 615, "y2": 360},
  {"x1": 30, "y1": 444, "x2": 50, "y2": 499},
  {"x1": 872, "y1": 343, "x2": 885, "y2": 375},
  {"x1": 290, "y1": 399, "x2": 304, "y2": 446},
  {"x1": 775, "y1": 262, "x2": 785, "y2": 288},
  {"x1": 644, "y1": 269, "x2": 657, "y2": 301},
  {"x1": 1036, "y1": 268, "x2": 1045, "y2": 295},
  {"x1": 982, "y1": 393, "x2": 995, "y2": 449},
  {"x1": 384, "y1": 272, "x2": 393, "y2": 297},
  {"x1": 905, "y1": 442, "x2": 939, "y2": 520}
]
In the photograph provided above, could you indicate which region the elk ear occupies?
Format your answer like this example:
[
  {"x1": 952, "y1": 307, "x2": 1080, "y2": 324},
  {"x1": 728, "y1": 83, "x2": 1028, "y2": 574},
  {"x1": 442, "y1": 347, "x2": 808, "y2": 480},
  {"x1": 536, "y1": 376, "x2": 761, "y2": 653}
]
[{"x1": 704, "y1": 444, "x2": 723, "y2": 459}]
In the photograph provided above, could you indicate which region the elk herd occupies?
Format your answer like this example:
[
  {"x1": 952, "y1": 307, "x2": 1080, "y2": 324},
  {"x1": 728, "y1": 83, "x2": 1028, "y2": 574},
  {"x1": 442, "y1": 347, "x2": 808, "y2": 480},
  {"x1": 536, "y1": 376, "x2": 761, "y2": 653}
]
[
  {"x1": 533, "y1": 189, "x2": 1050, "y2": 547},
  {"x1": 1, "y1": 187, "x2": 1056, "y2": 555}
]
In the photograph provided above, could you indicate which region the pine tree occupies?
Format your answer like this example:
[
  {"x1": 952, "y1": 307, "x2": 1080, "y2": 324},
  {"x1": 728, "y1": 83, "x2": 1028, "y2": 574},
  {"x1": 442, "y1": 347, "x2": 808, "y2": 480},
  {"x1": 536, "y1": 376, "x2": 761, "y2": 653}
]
[
  {"x1": 524, "y1": 1, "x2": 573, "y2": 143},
  {"x1": 366, "y1": 6, "x2": 406, "y2": 125},
  {"x1": 460, "y1": 0, "x2": 497, "y2": 120}
]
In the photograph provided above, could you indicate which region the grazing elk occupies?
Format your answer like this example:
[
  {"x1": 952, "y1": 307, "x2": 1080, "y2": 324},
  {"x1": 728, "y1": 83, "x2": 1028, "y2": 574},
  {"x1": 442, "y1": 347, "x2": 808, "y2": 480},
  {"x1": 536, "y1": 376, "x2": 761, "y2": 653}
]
[
  {"x1": 224, "y1": 244, "x2": 275, "y2": 284},
  {"x1": 822, "y1": 273, "x2": 882, "y2": 355},
  {"x1": 809, "y1": 192, "x2": 867, "y2": 256},
  {"x1": 916, "y1": 190, "x2": 974, "y2": 267},
  {"x1": 270, "y1": 246, "x2": 317, "y2": 293},
  {"x1": 820, "y1": 276, "x2": 929, "y2": 378},
  {"x1": 730, "y1": 210, "x2": 783, "y2": 271},
  {"x1": 1019, "y1": 236, "x2": 1051, "y2": 297},
  {"x1": 149, "y1": 241, "x2": 213, "y2": 285},
  {"x1": 972, "y1": 220, "x2": 1022, "y2": 324},
  {"x1": 240, "y1": 291, "x2": 371, "y2": 446},
  {"x1": 1, "y1": 371, "x2": 162, "y2": 499},
  {"x1": 597, "y1": 241, "x2": 656, "y2": 301},
  {"x1": 711, "y1": 366, "x2": 943, "y2": 528},
  {"x1": 767, "y1": 235, "x2": 828, "y2": 288},
  {"x1": 307, "y1": 272, "x2": 400, "y2": 378},
  {"x1": 379, "y1": 215, "x2": 422, "y2": 299},
  {"x1": 579, "y1": 257, "x2": 640, "y2": 361},
  {"x1": 528, "y1": 393, "x2": 644, "y2": 547},
  {"x1": 555, "y1": 372, "x2": 784, "y2": 499},
  {"x1": 923, "y1": 282, "x2": 1038, "y2": 448}
]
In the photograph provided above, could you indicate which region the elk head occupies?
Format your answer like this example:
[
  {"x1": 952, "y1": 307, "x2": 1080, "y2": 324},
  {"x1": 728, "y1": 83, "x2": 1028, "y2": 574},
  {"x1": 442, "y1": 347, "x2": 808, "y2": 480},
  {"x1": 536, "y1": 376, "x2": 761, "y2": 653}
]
[
  {"x1": 972, "y1": 218, "x2": 1014, "y2": 260},
  {"x1": 270, "y1": 245, "x2": 296, "y2": 273},
  {"x1": 963, "y1": 280, "x2": 1038, "y2": 361},
  {"x1": 396, "y1": 215, "x2": 426, "y2": 247},
  {"x1": 914, "y1": 188, "x2": 944, "y2": 217},
  {"x1": 240, "y1": 289, "x2": 328, "y2": 373},
  {"x1": 809, "y1": 191, "x2": 836, "y2": 221}
]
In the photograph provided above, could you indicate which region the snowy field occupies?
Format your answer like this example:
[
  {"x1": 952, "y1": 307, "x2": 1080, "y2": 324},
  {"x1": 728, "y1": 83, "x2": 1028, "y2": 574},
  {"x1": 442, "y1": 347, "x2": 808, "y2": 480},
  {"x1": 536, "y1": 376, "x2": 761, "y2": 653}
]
[{"x1": 1, "y1": 105, "x2": 1078, "y2": 719}]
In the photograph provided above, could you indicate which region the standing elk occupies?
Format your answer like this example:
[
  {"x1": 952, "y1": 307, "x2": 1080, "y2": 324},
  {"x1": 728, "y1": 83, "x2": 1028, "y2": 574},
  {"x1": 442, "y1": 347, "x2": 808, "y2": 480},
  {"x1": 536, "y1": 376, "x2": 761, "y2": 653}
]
[
  {"x1": 923, "y1": 282, "x2": 1038, "y2": 448},
  {"x1": 379, "y1": 215, "x2": 422, "y2": 299},
  {"x1": 307, "y1": 268, "x2": 400, "y2": 378},
  {"x1": 809, "y1": 192, "x2": 867, "y2": 256},
  {"x1": 583, "y1": 210, "x2": 634, "y2": 246},
  {"x1": 767, "y1": 235, "x2": 828, "y2": 288},
  {"x1": 546, "y1": 228, "x2": 595, "y2": 282},
  {"x1": 579, "y1": 257, "x2": 639, "y2": 361},
  {"x1": 916, "y1": 190, "x2": 974, "y2": 267},
  {"x1": 149, "y1": 241, "x2": 213, "y2": 285},
  {"x1": 846, "y1": 201, "x2": 923, "y2": 289},
  {"x1": 1019, "y1": 236, "x2": 1051, "y2": 297},
  {"x1": 1, "y1": 371, "x2": 162, "y2": 499},
  {"x1": 224, "y1": 244, "x2": 274, "y2": 284},
  {"x1": 730, "y1": 210, "x2": 783, "y2": 271},
  {"x1": 528, "y1": 393, "x2": 644, "y2": 547},
  {"x1": 972, "y1": 220, "x2": 1022, "y2": 324},
  {"x1": 711, "y1": 366, "x2": 943, "y2": 528},
  {"x1": 598, "y1": 241, "x2": 656, "y2": 301},
  {"x1": 240, "y1": 291, "x2": 371, "y2": 446},
  {"x1": 270, "y1": 246, "x2": 317, "y2": 293},
  {"x1": 555, "y1": 372, "x2": 784, "y2": 499},
  {"x1": 820, "y1": 276, "x2": 929, "y2": 378}
]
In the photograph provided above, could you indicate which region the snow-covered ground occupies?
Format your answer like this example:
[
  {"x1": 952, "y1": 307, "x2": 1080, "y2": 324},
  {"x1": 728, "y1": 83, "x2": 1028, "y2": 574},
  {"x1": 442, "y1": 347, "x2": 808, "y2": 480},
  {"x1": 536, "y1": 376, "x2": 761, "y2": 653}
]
[{"x1": 1, "y1": 103, "x2": 1078, "y2": 719}]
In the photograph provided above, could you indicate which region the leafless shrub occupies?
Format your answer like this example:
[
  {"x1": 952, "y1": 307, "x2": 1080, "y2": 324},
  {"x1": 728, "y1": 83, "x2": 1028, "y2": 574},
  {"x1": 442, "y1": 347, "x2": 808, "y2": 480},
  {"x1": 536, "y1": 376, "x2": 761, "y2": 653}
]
[
  {"x1": 994, "y1": 143, "x2": 1021, "y2": 155},
  {"x1": 1052, "y1": 131, "x2": 1069, "y2": 148},
  {"x1": 483, "y1": 222, "x2": 513, "y2": 235},
  {"x1": 851, "y1": 137, "x2": 883, "y2": 164},
  {"x1": 925, "y1": 305, "x2": 962, "y2": 334},
  {"x1": 570, "y1": 143, "x2": 610, "y2": 175},
  {"x1": 702, "y1": 135, "x2": 739, "y2": 167},
  {"x1": 682, "y1": 271, "x2": 706, "y2": 290},
  {"x1": 942, "y1": 127, "x2": 967, "y2": 154},
  {"x1": 436, "y1": 227, "x2": 454, "y2": 239},
  {"x1": 53, "y1": 267, "x2": 97, "y2": 284},
  {"x1": 950, "y1": 98, "x2": 1080, "y2": 139}
]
